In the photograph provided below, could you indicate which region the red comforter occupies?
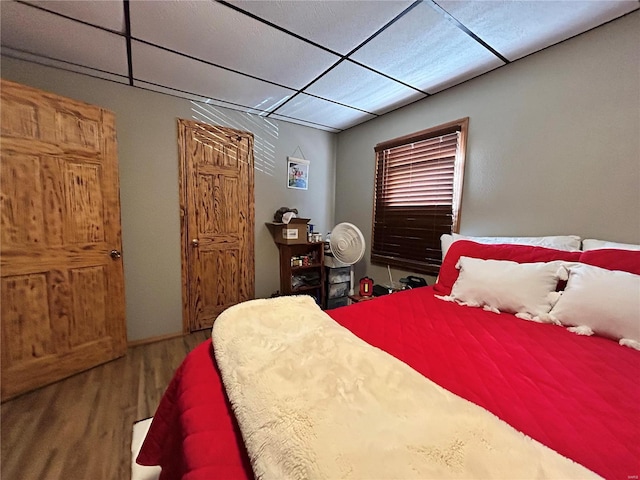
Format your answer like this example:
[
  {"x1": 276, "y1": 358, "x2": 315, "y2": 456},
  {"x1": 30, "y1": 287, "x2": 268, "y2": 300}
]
[{"x1": 138, "y1": 286, "x2": 640, "y2": 479}]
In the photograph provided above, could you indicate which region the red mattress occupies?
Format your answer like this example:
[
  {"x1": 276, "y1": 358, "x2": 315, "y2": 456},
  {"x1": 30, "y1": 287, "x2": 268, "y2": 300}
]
[{"x1": 138, "y1": 285, "x2": 640, "y2": 479}]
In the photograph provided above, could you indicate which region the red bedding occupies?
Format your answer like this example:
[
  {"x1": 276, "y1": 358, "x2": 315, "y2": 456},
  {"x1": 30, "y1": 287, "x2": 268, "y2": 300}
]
[{"x1": 138, "y1": 286, "x2": 640, "y2": 479}]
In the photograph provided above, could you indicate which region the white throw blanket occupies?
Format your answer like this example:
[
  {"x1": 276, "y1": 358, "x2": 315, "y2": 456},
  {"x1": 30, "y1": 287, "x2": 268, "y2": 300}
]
[{"x1": 212, "y1": 295, "x2": 598, "y2": 480}]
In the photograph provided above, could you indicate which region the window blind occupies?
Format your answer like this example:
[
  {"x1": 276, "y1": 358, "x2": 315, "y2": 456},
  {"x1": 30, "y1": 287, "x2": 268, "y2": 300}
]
[{"x1": 372, "y1": 126, "x2": 464, "y2": 275}]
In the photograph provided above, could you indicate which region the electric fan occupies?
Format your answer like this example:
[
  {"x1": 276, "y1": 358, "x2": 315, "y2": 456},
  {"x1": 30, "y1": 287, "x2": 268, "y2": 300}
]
[{"x1": 328, "y1": 222, "x2": 366, "y2": 295}]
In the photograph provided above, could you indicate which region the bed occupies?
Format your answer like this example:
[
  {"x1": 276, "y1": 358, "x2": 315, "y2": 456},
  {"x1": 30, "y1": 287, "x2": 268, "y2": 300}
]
[{"x1": 137, "y1": 240, "x2": 640, "y2": 479}]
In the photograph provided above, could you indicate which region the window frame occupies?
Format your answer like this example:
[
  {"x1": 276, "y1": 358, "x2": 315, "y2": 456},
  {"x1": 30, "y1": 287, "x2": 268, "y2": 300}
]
[{"x1": 370, "y1": 117, "x2": 469, "y2": 275}]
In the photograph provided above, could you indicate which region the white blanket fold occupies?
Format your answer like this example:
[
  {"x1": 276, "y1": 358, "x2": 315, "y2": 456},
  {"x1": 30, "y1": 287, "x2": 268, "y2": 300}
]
[{"x1": 212, "y1": 295, "x2": 598, "y2": 480}]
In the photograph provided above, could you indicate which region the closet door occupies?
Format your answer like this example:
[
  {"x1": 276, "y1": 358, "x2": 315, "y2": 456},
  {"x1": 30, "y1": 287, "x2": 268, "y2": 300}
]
[
  {"x1": 0, "y1": 80, "x2": 126, "y2": 401},
  {"x1": 178, "y1": 120, "x2": 255, "y2": 332}
]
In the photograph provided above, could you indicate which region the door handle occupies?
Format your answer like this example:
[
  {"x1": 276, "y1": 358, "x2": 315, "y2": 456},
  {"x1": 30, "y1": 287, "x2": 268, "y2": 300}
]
[
  {"x1": 191, "y1": 239, "x2": 199, "y2": 248},
  {"x1": 110, "y1": 249, "x2": 122, "y2": 260}
]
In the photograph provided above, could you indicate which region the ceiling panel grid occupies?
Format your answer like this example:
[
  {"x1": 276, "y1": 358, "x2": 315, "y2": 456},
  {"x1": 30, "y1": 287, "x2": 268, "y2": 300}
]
[{"x1": 1, "y1": 0, "x2": 637, "y2": 132}]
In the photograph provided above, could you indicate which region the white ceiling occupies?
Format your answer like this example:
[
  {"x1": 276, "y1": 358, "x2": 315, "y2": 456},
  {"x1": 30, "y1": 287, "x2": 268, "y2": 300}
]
[{"x1": 1, "y1": 0, "x2": 637, "y2": 132}]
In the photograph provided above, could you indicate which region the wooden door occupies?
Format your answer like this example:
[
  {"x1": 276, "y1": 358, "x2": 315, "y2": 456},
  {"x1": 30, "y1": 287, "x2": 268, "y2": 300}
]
[
  {"x1": 178, "y1": 120, "x2": 255, "y2": 332},
  {"x1": 0, "y1": 80, "x2": 126, "y2": 401}
]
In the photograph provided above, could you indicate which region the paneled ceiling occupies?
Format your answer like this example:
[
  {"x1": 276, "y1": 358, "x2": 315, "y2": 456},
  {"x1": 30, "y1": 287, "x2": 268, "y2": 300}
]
[{"x1": 1, "y1": 0, "x2": 637, "y2": 132}]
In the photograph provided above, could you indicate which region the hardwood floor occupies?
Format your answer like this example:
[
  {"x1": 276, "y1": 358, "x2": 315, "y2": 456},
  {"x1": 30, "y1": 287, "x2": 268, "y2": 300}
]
[{"x1": 1, "y1": 330, "x2": 210, "y2": 480}]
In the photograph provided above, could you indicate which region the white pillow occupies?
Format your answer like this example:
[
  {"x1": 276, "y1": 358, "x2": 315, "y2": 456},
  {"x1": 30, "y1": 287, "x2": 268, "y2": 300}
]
[
  {"x1": 581, "y1": 239, "x2": 640, "y2": 251},
  {"x1": 447, "y1": 257, "x2": 568, "y2": 320},
  {"x1": 440, "y1": 234, "x2": 455, "y2": 260},
  {"x1": 548, "y1": 263, "x2": 640, "y2": 343},
  {"x1": 440, "y1": 234, "x2": 581, "y2": 260}
]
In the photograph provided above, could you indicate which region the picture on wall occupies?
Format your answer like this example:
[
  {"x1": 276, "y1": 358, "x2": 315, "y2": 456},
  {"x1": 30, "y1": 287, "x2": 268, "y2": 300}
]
[{"x1": 287, "y1": 157, "x2": 309, "y2": 190}]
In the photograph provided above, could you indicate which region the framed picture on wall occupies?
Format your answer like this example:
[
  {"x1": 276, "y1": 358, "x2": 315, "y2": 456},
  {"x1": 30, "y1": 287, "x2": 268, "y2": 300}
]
[{"x1": 287, "y1": 157, "x2": 309, "y2": 190}]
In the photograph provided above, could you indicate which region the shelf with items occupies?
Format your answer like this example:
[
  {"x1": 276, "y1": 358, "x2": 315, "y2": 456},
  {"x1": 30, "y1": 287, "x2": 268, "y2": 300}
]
[
  {"x1": 291, "y1": 269, "x2": 321, "y2": 291},
  {"x1": 291, "y1": 264, "x2": 323, "y2": 271},
  {"x1": 293, "y1": 285, "x2": 322, "y2": 294},
  {"x1": 277, "y1": 242, "x2": 326, "y2": 307}
]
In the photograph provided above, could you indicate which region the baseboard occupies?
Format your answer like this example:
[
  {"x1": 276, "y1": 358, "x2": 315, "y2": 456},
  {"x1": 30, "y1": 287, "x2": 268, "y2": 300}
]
[{"x1": 127, "y1": 331, "x2": 184, "y2": 348}]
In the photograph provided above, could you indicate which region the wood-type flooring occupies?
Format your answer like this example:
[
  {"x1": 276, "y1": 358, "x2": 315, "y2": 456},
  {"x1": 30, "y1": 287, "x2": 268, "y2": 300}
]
[{"x1": 1, "y1": 330, "x2": 209, "y2": 480}]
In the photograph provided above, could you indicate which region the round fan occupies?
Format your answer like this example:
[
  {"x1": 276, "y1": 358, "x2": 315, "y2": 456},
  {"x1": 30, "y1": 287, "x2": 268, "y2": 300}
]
[
  {"x1": 329, "y1": 223, "x2": 365, "y2": 295},
  {"x1": 329, "y1": 222, "x2": 365, "y2": 264}
]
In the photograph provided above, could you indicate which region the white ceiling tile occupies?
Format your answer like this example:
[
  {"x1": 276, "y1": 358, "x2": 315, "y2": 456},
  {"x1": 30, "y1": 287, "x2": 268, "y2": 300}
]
[
  {"x1": 134, "y1": 79, "x2": 268, "y2": 116},
  {"x1": 305, "y1": 61, "x2": 426, "y2": 115},
  {"x1": 231, "y1": 0, "x2": 413, "y2": 54},
  {"x1": 1, "y1": 46, "x2": 129, "y2": 84},
  {"x1": 22, "y1": 0, "x2": 125, "y2": 33},
  {"x1": 189, "y1": 102, "x2": 281, "y2": 136},
  {"x1": 439, "y1": 0, "x2": 639, "y2": 61},
  {"x1": 351, "y1": 2, "x2": 504, "y2": 93},
  {"x1": 268, "y1": 113, "x2": 340, "y2": 133},
  {"x1": 0, "y1": 1, "x2": 128, "y2": 76},
  {"x1": 273, "y1": 93, "x2": 375, "y2": 130},
  {"x1": 2, "y1": 0, "x2": 635, "y2": 133},
  {"x1": 132, "y1": 41, "x2": 295, "y2": 112},
  {"x1": 129, "y1": 0, "x2": 340, "y2": 89}
]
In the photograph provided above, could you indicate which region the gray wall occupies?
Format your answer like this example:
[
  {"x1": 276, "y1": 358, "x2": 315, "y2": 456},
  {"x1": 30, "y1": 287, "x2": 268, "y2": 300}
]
[
  {"x1": 2, "y1": 12, "x2": 638, "y2": 339},
  {"x1": 335, "y1": 12, "x2": 640, "y2": 285},
  {"x1": 1, "y1": 57, "x2": 336, "y2": 341}
]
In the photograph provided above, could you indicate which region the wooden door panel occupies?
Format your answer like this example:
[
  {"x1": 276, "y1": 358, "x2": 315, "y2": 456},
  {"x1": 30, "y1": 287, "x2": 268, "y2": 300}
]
[
  {"x1": 1, "y1": 274, "x2": 57, "y2": 366},
  {"x1": 197, "y1": 173, "x2": 240, "y2": 235},
  {"x1": 0, "y1": 97, "x2": 39, "y2": 138},
  {"x1": 1, "y1": 80, "x2": 126, "y2": 401},
  {"x1": 1, "y1": 154, "x2": 45, "y2": 246},
  {"x1": 192, "y1": 129, "x2": 239, "y2": 169},
  {"x1": 54, "y1": 110, "x2": 100, "y2": 151},
  {"x1": 192, "y1": 248, "x2": 241, "y2": 330},
  {"x1": 64, "y1": 161, "x2": 105, "y2": 243},
  {"x1": 41, "y1": 157, "x2": 66, "y2": 245},
  {"x1": 70, "y1": 266, "x2": 108, "y2": 344},
  {"x1": 179, "y1": 120, "x2": 254, "y2": 332},
  {"x1": 221, "y1": 176, "x2": 240, "y2": 234},
  {"x1": 1, "y1": 265, "x2": 112, "y2": 365},
  {"x1": 0, "y1": 154, "x2": 105, "y2": 246},
  {"x1": 200, "y1": 248, "x2": 240, "y2": 307}
]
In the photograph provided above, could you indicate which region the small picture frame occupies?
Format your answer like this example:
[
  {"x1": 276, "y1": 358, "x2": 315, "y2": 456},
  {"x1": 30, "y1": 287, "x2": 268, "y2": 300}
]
[{"x1": 287, "y1": 157, "x2": 309, "y2": 190}]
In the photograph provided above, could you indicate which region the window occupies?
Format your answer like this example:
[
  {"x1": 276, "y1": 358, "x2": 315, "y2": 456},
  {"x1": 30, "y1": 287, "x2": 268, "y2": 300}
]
[{"x1": 371, "y1": 118, "x2": 468, "y2": 275}]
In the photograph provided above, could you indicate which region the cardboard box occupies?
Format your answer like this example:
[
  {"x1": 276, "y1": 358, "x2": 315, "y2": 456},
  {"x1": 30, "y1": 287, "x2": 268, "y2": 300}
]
[{"x1": 268, "y1": 218, "x2": 310, "y2": 245}]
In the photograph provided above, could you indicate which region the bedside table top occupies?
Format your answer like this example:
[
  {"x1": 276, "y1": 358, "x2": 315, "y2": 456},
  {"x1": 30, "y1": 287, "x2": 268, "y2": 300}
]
[{"x1": 348, "y1": 294, "x2": 376, "y2": 303}]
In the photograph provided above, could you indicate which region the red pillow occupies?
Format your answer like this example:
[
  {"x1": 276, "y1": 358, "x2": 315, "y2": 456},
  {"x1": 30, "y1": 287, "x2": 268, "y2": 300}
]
[
  {"x1": 434, "y1": 240, "x2": 582, "y2": 295},
  {"x1": 579, "y1": 249, "x2": 640, "y2": 275}
]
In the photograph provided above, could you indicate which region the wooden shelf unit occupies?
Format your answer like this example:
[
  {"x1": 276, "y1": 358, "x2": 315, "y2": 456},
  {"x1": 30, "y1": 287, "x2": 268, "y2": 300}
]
[{"x1": 277, "y1": 242, "x2": 326, "y2": 307}]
